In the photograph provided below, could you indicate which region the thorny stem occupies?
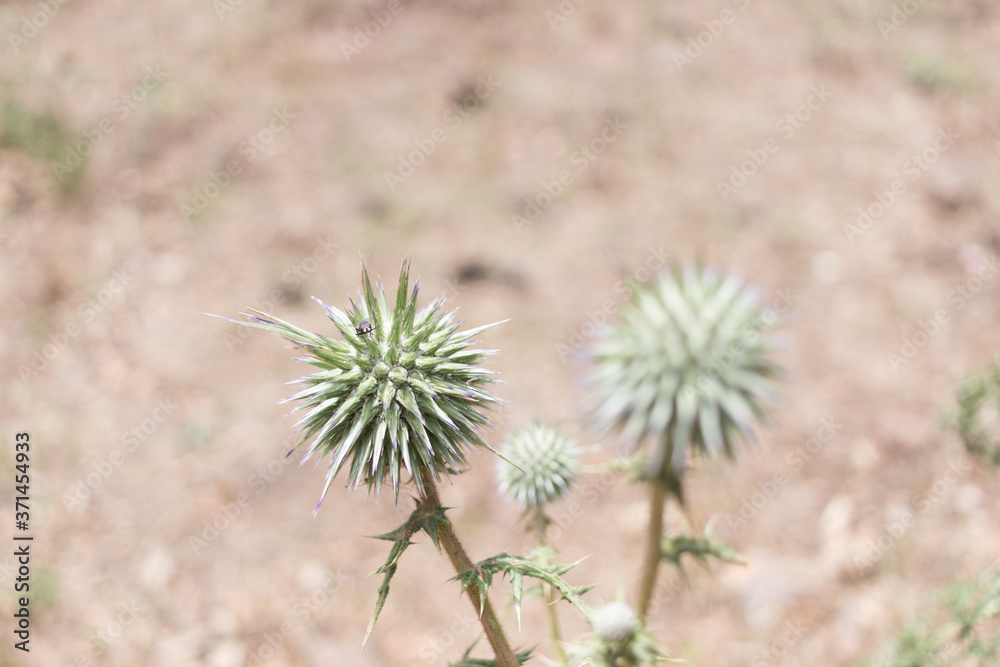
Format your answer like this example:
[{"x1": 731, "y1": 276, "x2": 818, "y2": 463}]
[
  {"x1": 636, "y1": 481, "x2": 667, "y2": 622},
  {"x1": 419, "y1": 476, "x2": 520, "y2": 667},
  {"x1": 534, "y1": 507, "x2": 568, "y2": 666}
]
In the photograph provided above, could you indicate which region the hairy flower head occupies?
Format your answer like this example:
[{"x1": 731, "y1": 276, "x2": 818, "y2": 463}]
[
  {"x1": 225, "y1": 260, "x2": 504, "y2": 508},
  {"x1": 593, "y1": 601, "x2": 639, "y2": 642},
  {"x1": 571, "y1": 600, "x2": 667, "y2": 666}
]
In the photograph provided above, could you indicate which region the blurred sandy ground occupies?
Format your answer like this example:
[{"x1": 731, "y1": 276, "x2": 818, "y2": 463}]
[{"x1": 1, "y1": 0, "x2": 999, "y2": 665}]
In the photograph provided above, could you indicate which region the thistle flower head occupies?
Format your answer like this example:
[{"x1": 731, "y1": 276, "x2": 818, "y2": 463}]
[
  {"x1": 571, "y1": 600, "x2": 668, "y2": 666},
  {"x1": 592, "y1": 601, "x2": 638, "y2": 642},
  {"x1": 228, "y1": 260, "x2": 504, "y2": 507},
  {"x1": 588, "y1": 265, "x2": 780, "y2": 491},
  {"x1": 496, "y1": 423, "x2": 580, "y2": 510}
]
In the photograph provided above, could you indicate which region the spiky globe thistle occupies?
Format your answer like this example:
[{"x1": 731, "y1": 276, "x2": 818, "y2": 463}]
[
  {"x1": 588, "y1": 265, "x2": 780, "y2": 492},
  {"x1": 593, "y1": 601, "x2": 638, "y2": 642},
  {"x1": 496, "y1": 423, "x2": 580, "y2": 510},
  {"x1": 226, "y1": 260, "x2": 504, "y2": 507}
]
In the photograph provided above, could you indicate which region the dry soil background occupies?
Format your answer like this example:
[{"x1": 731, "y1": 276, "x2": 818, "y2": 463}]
[{"x1": 1, "y1": 0, "x2": 999, "y2": 665}]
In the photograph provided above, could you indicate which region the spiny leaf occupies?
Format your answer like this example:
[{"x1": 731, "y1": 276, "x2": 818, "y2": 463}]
[
  {"x1": 419, "y1": 507, "x2": 450, "y2": 554},
  {"x1": 510, "y1": 568, "x2": 524, "y2": 629},
  {"x1": 450, "y1": 552, "x2": 594, "y2": 626},
  {"x1": 660, "y1": 526, "x2": 744, "y2": 579},
  {"x1": 363, "y1": 563, "x2": 396, "y2": 648},
  {"x1": 364, "y1": 506, "x2": 453, "y2": 646},
  {"x1": 448, "y1": 639, "x2": 535, "y2": 666}
]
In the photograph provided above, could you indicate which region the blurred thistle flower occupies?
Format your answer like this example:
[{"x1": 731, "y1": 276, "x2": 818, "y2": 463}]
[
  {"x1": 496, "y1": 423, "x2": 580, "y2": 510},
  {"x1": 223, "y1": 260, "x2": 505, "y2": 507},
  {"x1": 587, "y1": 265, "x2": 780, "y2": 495},
  {"x1": 592, "y1": 601, "x2": 638, "y2": 642}
]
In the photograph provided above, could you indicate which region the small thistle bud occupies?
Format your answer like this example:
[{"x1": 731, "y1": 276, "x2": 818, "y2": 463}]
[
  {"x1": 588, "y1": 265, "x2": 780, "y2": 492},
  {"x1": 224, "y1": 260, "x2": 505, "y2": 508},
  {"x1": 496, "y1": 423, "x2": 580, "y2": 509},
  {"x1": 571, "y1": 600, "x2": 668, "y2": 666},
  {"x1": 593, "y1": 601, "x2": 638, "y2": 642}
]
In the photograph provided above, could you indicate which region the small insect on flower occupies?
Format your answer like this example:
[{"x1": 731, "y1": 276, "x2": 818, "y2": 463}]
[{"x1": 355, "y1": 319, "x2": 374, "y2": 336}]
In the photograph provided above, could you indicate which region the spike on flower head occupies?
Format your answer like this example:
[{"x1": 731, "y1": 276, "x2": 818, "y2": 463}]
[
  {"x1": 223, "y1": 260, "x2": 505, "y2": 508},
  {"x1": 587, "y1": 264, "x2": 780, "y2": 494}
]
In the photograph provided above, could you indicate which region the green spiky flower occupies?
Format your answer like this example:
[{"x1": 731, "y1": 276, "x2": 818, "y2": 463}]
[
  {"x1": 588, "y1": 265, "x2": 780, "y2": 492},
  {"x1": 496, "y1": 423, "x2": 580, "y2": 510},
  {"x1": 226, "y1": 260, "x2": 505, "y2": 507}
]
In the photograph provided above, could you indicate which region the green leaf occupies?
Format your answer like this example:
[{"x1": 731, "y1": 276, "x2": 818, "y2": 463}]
[
  {"x1": 420, "y1": 507, "x2": 450, "y2": 554},
  {"x1": 363, "y1": 562, "x2": 397, "y2": 648},
  {"x1": 660, "y1": 526, "x2": 744, "y2": 579},
  {"x1": 450, "y1": 552, "x2": 594, "y2": 625},
  {"x1": 363, "y1": 506, "x2": 453, "y2": 646},
  {"x1": 449, "y1": 639, "x2": 535, "y2": 666},
  {"x1": 510, "y1": 568, "x2": 524, "y2": 629}
]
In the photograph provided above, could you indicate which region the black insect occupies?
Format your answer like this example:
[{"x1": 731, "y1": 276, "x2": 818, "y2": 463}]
[{"x1": 355, "y1": 319, "x2": 374, "y2": 336}]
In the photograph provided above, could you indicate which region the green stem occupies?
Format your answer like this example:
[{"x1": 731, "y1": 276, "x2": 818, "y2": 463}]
[
  {"x1": 534, "y1": 507, "x2": 568, "y2": 666},
  {"x1": 636, "y1": 481, "x2": 667, "y2": 622},
  {"x1": 419, "y1": 478, "x2": 520, "y2": 667}
]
